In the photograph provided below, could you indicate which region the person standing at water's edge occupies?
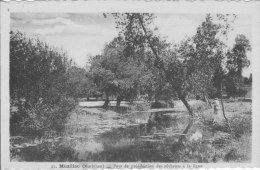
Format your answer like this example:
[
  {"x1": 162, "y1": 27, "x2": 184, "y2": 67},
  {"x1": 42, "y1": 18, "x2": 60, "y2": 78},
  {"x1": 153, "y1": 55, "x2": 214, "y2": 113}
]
[{"x1": 213, "y1": 98, "x2": 220, "y2": 120}]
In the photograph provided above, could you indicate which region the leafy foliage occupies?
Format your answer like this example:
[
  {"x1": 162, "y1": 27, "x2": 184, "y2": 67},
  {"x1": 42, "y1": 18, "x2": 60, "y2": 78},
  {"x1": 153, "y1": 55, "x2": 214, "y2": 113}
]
[
  {"x1": 224, "y1": 34, "x2": 251, "y2": 98},
  {"x1": 88, "y1": 36, "x2": 153, "y2": 105},
  {"x1": 10, "y1": 31, "x2": 79, "y2": 136},
  {"x1": 10, "y1": 31, "x2": 70, "y2": 106},
  {"x1": 227, "y1": 34, "x2": 251, "y2": 76},
  {"x1": 111, "y1": 13, "x2": 236, "y2": 115},
  {"x1": 66, "y1": 66, "x2": 94, "y2": 98},
  {"x1": 17, "y1": 98, "x2": 75, "y2": 136}
]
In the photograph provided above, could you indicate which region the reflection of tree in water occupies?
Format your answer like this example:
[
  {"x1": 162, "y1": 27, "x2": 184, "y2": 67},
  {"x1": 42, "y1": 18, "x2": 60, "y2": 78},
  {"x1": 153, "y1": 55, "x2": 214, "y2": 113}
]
[{"x1": 144, "y1": 112, "x2": 179, "y2": 135}]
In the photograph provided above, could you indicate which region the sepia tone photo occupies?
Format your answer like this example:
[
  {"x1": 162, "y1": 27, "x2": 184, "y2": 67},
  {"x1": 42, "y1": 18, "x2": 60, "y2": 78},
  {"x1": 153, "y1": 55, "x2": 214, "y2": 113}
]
[{"x1": 1, "y1": 1, "x2": 260, "y2": 169}]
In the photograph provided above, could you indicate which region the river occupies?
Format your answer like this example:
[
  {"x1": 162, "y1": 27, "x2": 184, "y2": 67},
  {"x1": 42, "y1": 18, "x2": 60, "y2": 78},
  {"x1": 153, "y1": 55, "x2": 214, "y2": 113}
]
[{"x1": 11, "y1": 101, "x2": 215, "y2": 162}]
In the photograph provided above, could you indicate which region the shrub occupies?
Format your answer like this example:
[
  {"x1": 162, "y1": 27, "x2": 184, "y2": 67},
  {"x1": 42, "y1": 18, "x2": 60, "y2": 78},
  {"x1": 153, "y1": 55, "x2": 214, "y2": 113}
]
[
  {"x1": 168, "y1": 140, "x2": 216, "y2": 162},
  {"x1": 224, "y1": 133, "x2": 251, "y2": 162},
  {"x1": 151, "y1": 101, "x2": 166, "y2": 109},
  {"x1": 229, "y1": 114, "x2": 252, "y2": 138},
  {"x1": 13, "y1": 97, "x2": 76, "y2": 137},
  {"x1": 237, "y1": 88, "x2": 248, "y2": 97},
  {"x1": 151, "y1": 100, "x2": 175, "y2": 109},
  {"x1": 9, "y1": 31, "x2": 78, "y2": 137}
]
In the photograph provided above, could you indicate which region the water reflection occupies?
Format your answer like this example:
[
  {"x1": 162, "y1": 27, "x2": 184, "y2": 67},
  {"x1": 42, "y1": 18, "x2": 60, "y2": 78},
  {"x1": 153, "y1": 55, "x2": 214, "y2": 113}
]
[{"x1": 11, "y1": 103, "x2": 208, "y2": 162}]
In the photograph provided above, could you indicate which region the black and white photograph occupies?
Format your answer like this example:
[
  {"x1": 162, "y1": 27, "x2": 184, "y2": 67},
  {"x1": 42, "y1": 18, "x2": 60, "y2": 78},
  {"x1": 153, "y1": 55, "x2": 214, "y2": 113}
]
[{"x1": 1, "y1": 1, "x2": 260, "y2": 169}]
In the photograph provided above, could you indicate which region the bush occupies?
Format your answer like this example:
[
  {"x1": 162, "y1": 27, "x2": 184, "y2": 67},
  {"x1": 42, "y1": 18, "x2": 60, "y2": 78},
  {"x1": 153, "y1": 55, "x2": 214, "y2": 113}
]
[
  {"x1": 9, "y1": 31, "x2": 78, "y2": 137},
  {"x1": 151, "y1": 100, "x2": 175, "y2": 109},
  {"x1": 237, "y1": 88, "x2": 248, "y2": 97},
  {"x1": 151, "y1": 101, "x2": 166, "y2": 109},
  {"x1": 229, "y1": 114, "x2": 252, "y2": 138},
  {"x1": 224, "y1": 133, "x2": 251, "y2": 162},
  {"x1": 12, "y1": 97, "x2": 76, "y2": 137}
]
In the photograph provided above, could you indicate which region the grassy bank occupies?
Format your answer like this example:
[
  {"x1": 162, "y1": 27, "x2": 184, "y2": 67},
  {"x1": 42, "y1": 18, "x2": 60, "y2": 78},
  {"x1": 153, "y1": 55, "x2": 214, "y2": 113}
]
[{"x1": 193, "y1": 100, "x2": 252, "y2": 162}]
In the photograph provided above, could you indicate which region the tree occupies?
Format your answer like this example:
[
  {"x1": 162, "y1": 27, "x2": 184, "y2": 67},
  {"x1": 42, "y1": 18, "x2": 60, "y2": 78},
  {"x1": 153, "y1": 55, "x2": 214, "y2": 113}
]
[
  {"x1": 88, "y1": 37, "x2": 151, "y2": 108},
  {"x1": 10, "y1": 31, "x2": 77, "y2": 135},
  {"x1": 248, "y1": 73, "x2": 252, "y2": 84},
  {"x1": 10, "y1": 31, "x2": 70, "y2": 107},
  {"x1": 88, "y1": 54, "x2": 117, "y2": 108},
  {"x1": 226, "y1": 34, "x2": 251, "y2": 97},
  {"x1": 227, "y1": 34, "x2": 251, "y2": 76},
  {"x1": 66, "y1": 65, "x2": 94, "y2": 99},
  {"x1": 111, "y1": 13, "x2": 234, "y2": 116}
]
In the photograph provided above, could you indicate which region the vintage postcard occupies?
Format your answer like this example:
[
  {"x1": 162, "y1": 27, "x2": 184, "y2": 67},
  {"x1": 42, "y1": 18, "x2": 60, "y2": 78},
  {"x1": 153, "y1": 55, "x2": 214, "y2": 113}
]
[{"x1": 1, "y1": 0, "x2": 260, "y2": 169}]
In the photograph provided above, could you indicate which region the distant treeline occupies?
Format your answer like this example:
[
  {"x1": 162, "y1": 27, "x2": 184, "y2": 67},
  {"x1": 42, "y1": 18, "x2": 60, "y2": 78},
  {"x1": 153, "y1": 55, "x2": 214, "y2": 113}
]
[{"x1": 87, "y1": 14, "x2": 252, "y2": 114}]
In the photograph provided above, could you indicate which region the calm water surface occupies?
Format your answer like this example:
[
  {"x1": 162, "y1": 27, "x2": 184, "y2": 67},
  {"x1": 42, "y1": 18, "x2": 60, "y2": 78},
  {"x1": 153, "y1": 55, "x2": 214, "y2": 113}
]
[{"x1": 11, "y1": 101, "x2": 209, "y2": 162}]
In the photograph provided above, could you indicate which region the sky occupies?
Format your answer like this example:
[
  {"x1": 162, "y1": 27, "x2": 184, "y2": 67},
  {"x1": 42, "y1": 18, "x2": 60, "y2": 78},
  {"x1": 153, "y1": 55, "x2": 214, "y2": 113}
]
[{"x1": 11, "y1": 13, "x2": 252, "y2": 76}]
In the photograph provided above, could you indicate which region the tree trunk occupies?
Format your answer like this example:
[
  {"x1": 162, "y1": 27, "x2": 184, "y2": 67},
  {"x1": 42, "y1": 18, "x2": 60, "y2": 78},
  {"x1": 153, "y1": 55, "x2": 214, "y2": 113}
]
[
  {"x1": 138, "y1": 14, "x2": 196, "y2": 143},
  {"x1": 138, "y1": 15, "x2": 194, "y2": 117},
  {"x1": 220, "y1": 83, "x2": 231, "y2": 131},
  {"x1": 103, "y1": 92, "x2": 110, "y2": 109},
  {"x1": 116, "y1": 96, "x2": 122, "y2": 108},
  {"x1": 179, "y1": 95, "x2": 194, "y2": 117}
]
